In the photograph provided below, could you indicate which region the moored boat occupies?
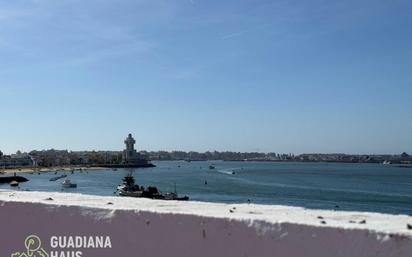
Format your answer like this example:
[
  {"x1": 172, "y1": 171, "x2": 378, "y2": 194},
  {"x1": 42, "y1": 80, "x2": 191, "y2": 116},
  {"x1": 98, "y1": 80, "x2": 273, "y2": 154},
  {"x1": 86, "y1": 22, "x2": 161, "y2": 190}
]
[
  {"x1": 9, "y1": 181, "x2": 19, "y2": 187},
  {"x1": 117, "y1": 173, "x2": 189, "y2": 201},
  {"x1": 62, "y1": 179, "x2": 77, "y2": 188},
  {"x1": 163, "y1": 192, "x2": 190, "y2": 201}
]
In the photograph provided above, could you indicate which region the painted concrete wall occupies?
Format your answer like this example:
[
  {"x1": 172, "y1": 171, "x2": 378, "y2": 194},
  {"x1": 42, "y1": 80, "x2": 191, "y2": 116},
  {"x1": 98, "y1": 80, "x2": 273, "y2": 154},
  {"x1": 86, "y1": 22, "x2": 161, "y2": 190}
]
[{"x1": 1, "y1": 190, "x2": 411, "y2": 257}]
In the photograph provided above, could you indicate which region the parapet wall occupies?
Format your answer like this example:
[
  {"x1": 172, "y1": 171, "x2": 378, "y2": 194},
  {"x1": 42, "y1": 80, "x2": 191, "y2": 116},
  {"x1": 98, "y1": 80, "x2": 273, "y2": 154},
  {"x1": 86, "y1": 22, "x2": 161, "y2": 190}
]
[{"x1": 0, "y1": 190, "x2": 411, "y2": 257}]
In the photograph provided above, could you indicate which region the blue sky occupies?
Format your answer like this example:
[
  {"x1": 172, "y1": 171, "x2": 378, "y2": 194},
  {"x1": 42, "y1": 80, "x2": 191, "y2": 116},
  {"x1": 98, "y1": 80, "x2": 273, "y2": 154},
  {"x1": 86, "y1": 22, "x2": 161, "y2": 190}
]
[{"x1": 0, "y1": 0, "x2": 411, "y2": 154}]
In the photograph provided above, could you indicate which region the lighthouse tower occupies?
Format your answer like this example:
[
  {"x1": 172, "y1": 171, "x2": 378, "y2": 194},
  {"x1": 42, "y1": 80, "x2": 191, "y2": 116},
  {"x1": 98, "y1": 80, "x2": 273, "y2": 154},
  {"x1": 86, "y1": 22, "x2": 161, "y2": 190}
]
[{"x1": 122, "y1": 133, "x2": 141, "y2": 164}]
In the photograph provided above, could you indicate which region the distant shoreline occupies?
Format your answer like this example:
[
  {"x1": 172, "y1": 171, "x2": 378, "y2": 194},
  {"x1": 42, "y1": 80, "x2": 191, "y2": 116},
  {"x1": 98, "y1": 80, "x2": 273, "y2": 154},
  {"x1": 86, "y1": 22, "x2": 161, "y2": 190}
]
[
  {"x1": 1, "y1": 163, "x2": 156, "y2": 174},
  {"x1": 0, "y1": 166, "x2": 110, "y2": 174}
]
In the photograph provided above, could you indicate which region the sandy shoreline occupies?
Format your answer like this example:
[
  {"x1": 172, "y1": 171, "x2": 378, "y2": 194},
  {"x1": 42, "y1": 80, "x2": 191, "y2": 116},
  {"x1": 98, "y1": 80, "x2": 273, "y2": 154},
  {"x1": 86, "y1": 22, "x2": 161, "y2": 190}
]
[{"x1": 0, "y1": 166, "x2": 109, "y2": 174}]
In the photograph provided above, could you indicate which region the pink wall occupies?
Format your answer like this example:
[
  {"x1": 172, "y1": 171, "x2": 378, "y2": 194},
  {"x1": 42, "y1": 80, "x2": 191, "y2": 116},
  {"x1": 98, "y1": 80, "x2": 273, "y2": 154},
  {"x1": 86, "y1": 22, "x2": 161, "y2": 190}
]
[{"x1": 1, "y1": 200, "x2": 411, "y2": 257}]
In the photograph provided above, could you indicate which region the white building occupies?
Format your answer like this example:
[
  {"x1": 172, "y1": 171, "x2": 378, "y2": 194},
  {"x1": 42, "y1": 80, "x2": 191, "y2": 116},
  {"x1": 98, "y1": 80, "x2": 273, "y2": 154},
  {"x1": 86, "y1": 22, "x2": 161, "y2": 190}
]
[{"x1": 122, "y1": 133, "x2": 144, "y2": 164}]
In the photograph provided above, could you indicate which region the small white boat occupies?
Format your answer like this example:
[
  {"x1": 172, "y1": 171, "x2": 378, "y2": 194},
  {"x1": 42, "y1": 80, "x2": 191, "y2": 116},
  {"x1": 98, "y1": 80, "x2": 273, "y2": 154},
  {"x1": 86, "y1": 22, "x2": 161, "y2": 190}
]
[
  {"x1": 383, "y1": 160, "x2": 391, "y2": 165},
  {"x1": 10, "y1": 181, "x2": 19, "y2": 187},
  {"x1": 62, "y1": 179, "x2": 77, "y2": 188}
]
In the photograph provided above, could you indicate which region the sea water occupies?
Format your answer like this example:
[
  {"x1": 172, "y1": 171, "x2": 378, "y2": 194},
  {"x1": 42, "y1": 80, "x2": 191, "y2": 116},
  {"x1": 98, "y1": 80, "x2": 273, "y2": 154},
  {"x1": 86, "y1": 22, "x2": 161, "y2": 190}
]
[{"x1": 1, "y1": 161, "x2": 412, "y2": 215}]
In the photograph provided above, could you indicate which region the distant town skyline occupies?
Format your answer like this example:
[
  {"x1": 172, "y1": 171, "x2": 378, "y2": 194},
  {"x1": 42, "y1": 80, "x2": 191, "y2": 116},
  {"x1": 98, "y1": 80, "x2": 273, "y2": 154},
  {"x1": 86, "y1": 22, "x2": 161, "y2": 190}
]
[
  {"x1": 1, "y1": 0, "x2": 411, "y2": 154},
  {"x1": 0, "y1": 138, "x2": 410, "y2": 156}
]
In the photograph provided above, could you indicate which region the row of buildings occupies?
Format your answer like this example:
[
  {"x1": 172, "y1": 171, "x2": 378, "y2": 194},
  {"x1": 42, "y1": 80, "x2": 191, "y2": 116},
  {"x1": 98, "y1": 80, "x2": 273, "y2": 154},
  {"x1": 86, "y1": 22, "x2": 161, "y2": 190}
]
[
  {"x1": 0, "y1": 151, "x2": 35, "y2": 167},
  {"x1": 1, "y1": 150, "x2": 411, "y2": 168},
  {"x1": 142, "y1": 151, "x2": 412, "y2": 164},
  {"x1": 0, "y1": 134, "x2": 147, "y2": 168},
  {"x1": 0, "y1": 149, "x2": 125, "y2": 168},
  {"x1": 1, "y1": 135, "x2": 411, "y2": 168}
]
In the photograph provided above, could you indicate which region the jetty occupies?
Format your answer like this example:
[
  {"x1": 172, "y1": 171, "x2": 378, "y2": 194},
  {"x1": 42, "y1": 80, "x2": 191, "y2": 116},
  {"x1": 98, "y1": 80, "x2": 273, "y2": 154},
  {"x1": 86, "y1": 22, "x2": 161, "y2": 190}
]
[{"x1": 0, "y1": 176, "x2": 29, "y2": 184}]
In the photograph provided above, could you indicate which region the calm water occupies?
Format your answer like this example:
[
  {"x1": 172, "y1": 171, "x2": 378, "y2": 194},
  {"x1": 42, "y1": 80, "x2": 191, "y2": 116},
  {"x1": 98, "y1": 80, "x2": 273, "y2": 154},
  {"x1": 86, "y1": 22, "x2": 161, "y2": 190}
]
[{"x1": 1, "y1": 161, "x2": 412, "y2": 215}]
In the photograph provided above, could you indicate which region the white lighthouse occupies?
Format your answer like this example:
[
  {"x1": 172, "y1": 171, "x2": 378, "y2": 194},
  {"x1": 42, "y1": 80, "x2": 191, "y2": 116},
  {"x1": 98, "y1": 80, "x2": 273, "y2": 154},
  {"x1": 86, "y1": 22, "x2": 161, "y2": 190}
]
[{"x1": 122, "y1": 133, "x2": 142, "y2": 164}]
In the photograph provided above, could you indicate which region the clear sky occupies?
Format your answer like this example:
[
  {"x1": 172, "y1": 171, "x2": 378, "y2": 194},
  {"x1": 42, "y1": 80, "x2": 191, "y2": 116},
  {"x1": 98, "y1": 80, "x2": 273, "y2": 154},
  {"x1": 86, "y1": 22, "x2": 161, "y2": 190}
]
[{"x1": 0, "y1": 0, "x2": 411, "y2": 155}]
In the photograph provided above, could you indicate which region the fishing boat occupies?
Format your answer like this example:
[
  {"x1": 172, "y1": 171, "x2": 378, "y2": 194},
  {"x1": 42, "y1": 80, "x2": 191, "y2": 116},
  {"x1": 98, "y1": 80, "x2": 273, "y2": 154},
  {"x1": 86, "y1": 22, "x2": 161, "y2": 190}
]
[
  {"x1": 117, "y1": 173, "x2": 189, "y2": 201},
  {"x1": 62, "y1": 179, "x2": 77, "y2": 188},
  {"x1": 163, "y1": 183, "x2": 190, "y2": 200},
  {"x1": 163, "y1": 192, "x2": 189, "y2": 201},
  {"x1": 209, "y1": 165, "x2": 215, "y2": 170},
  {"x1": 117, "y1": 175, "x2": 143, "y2": 197},
  {"x1": 49, "y1": 174, "x2": 67, "y2": 181}
]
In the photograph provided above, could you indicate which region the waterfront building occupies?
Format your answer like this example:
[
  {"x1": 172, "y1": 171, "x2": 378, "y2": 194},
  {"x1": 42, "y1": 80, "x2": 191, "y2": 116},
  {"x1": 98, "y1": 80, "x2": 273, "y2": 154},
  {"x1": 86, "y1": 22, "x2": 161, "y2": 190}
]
[{"x1": 0, "y1": 152, "x2": 35, "y2": 167}]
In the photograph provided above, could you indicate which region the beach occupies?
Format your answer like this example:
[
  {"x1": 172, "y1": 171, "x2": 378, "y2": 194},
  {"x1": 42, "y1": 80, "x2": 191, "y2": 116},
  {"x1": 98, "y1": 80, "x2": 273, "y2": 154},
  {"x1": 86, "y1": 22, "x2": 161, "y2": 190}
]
[{"x1": 0, "y1": 166, "x2": 109, "y2": 174}]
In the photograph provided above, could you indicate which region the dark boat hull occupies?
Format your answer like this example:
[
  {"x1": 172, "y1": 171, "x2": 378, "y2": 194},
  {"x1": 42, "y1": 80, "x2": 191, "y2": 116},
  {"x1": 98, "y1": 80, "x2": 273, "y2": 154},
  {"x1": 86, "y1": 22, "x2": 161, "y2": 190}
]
[
  {"x1": 119, "y1": 195, "x2": 190, "y2": 201},
  {"x1": 49, "y1": 175, "x2": 67, "y2": 181}
]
